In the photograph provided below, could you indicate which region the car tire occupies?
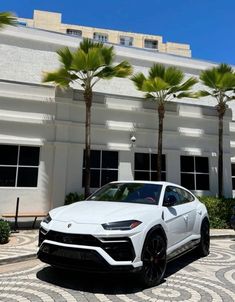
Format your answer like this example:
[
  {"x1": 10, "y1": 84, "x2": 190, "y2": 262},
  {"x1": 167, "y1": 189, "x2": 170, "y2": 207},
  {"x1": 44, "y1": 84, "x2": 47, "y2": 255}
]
[
  {"x1": 197, "y1": 219, "x2": 210, "y2": 257},
  {"x1": 138, "y1": 233, "x2": 167, "y2": 287}
]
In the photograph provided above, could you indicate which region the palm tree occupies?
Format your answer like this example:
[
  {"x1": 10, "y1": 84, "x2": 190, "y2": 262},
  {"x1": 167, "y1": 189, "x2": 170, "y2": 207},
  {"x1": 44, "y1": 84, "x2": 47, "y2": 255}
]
[
  {"x1": 43, "y1": 38, "x2": 132, "y2": 197},
  {"x1": 0, "y1": 12, "x2": 16, "y2": 28},
  {"x1": 199, "y1": 64, "x2": 235, "y2": 198},
  {"x1": 132, "y1": 63, "x2": 197, "y2": 180}
]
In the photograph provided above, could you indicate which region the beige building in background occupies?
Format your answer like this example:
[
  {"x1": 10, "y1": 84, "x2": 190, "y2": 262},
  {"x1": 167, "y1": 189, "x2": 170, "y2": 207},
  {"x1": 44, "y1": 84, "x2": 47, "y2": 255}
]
[{"x1": 18, "y1": 10, "x2": 191, "y2": 58}]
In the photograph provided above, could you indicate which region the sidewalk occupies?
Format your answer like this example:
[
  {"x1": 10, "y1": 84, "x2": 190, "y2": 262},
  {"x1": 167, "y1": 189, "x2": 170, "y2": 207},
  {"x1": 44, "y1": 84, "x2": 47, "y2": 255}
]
[{"x1": 0, "y1": 229, "x2": 234, "y2": 266}]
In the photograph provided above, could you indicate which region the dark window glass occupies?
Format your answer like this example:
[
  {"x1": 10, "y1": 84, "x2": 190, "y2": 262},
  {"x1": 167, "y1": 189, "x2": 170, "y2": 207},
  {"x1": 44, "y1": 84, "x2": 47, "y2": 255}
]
[
  {"x1": 232, "y1": 178, "x2": 235, "y2": 190},
  {"x1": 0, "y1": 167, "x2": 16, "y2": 186},
  {"x1": 135, "y1": 153, "x2": 149, "y2": 170},
  {"x1": 232, "y1": 164, "x2": 235, "y2": 177},
  {"x1": 177, "y1": 188, "x2": 194, "y2": 204},
  {"x1": 181, "y1": 173, "x2": 195, "y2": 190},
  {"x1": 83, "y1": 150, "x2": 101, "y2": 168},
  {"x1": 102, "y1": 151, "x2": 118, "y2": 168},
  {"x1": 195, "y1": 157, "x2": 209, "y2": 173},
  {"x1": 151, "y1": 154, "x2": 165, "y2": 171},
  {"x1": 82, "y1": 169, "x2": 100, "y2": 188},
  {"x1": 19, "y1": 146, "x2": 40, "y2": 166},
  {"x1": 101, "y1": 170, "x2": 118, "y2": 186},
  {"x1": 181, "y1": 156, "x2": 194, "y2": 172},
  {"x1": 0, "y1": 145, "x2": 18, "y2": 165},
  {"x1": 17, "y1": 167, "x2": 38, "y2": 187},
  {"x1": 196, "y1": 174, "x2": 210, "y2": 190},
  {"x1": 134, "y1": 171, "x2": 150, "y2": 180},
  {"x1": 151, "y1": 172, "x2": 166, "y2": 181}
]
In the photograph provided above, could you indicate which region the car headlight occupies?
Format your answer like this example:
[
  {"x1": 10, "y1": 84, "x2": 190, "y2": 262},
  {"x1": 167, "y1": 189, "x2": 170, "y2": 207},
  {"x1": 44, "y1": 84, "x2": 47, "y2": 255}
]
[
  {"x1": 42, "y1": 214, "x2": 52, "y2": 224},
  {"x1": 102, "y1": 220, "x2": 142, "y2": 231}
]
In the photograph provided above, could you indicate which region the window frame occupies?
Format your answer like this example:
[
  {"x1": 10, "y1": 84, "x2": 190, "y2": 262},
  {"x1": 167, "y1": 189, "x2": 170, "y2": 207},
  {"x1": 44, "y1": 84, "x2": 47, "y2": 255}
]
[
  {"x1": 134, "y1": 152, "x2": 166, "y2": 181},
  {"x1": 66, "y1": 28, "x2": 82, "y2": 36},
  {"x1": 180, "y1": 155, "x2": 210, "y2": 190},
  {"x1": 93, "y1": 32, "x2": 108, "y2": 42},
  {"x1": 231, "y1": 163, "x2": 235, "y2": 190},
  {"x1": 119, "y1": 35, "x2": 133, "y2": 46},
  {"x1": 0, "y1": 144, "x2": 40, "y2": 188},
  {"x1": 144, "y1": 39, "x2": 158, "y2": 49},
  {"x1": 82, "y1": 150, "x2": 119, "y2": 188}
]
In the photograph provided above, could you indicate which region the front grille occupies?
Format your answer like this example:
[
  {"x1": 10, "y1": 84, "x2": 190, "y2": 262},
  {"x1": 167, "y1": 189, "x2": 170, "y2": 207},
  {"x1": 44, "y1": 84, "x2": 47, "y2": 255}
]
[
  {"x1": 38, "y1": 243, "x2": 109, "y2": 271},
  {"x1": 39, "y1": 229, "x2": 135, "y2": 261}
]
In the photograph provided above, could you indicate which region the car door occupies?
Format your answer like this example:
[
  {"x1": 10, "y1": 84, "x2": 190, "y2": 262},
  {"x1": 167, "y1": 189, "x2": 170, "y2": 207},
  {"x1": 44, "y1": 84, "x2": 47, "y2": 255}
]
[
  {"x1": 162, "y1": 186, "x2": 189, "y2": 248},
  {"x1": 177, "y1": 188, "x2": 197, "y2": 237}
]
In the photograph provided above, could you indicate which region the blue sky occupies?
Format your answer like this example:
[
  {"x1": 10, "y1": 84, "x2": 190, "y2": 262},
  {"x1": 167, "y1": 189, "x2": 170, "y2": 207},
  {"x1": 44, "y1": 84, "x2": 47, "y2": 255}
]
[{"x1": 0, "y1": 0, "x2": 234, "y2": 65}]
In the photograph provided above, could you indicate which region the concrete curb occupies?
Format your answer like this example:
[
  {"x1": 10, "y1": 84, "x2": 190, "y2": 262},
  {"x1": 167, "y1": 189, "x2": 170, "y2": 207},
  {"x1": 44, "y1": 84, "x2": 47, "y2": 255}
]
[{"x1": 0, "y1": 253, "x2": 37, "y2": 266}]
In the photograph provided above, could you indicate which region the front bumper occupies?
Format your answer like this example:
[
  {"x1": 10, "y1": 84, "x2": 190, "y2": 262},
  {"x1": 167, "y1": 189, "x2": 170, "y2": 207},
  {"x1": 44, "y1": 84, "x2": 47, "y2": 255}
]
[{"x1": 38, "y1": 228, "x2": 142, "y2": 272}]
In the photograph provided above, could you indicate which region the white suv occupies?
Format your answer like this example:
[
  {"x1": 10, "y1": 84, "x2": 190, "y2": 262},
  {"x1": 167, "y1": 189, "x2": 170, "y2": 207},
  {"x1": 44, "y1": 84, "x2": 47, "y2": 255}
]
[{"x1": 38, "y1": 181, "x2": 210, "y2": 287}]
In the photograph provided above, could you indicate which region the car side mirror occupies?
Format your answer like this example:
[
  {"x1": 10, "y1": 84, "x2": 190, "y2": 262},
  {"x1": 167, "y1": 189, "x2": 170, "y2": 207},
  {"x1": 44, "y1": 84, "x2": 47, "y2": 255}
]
[{"x1": 164, "y1": 195, "x2": 177, "y2": 207}]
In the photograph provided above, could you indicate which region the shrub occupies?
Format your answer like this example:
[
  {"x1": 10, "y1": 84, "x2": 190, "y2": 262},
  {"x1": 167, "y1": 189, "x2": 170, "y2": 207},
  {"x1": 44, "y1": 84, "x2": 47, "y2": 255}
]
[
  {"x1": 64, "y1": 192, "x2": 84, "y2": 205},
  {"x1": 0, "y1": 219, "x2": 11, "y2": 244},
  {"x1": 198, "y1": 196, "x2": 235, "y2": 229}
]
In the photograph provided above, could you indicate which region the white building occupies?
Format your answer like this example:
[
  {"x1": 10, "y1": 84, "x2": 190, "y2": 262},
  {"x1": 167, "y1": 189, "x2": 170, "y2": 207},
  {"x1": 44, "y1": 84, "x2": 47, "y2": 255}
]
[{"x1": 0, "y1": 25, "x2": 234, "y2": 214}]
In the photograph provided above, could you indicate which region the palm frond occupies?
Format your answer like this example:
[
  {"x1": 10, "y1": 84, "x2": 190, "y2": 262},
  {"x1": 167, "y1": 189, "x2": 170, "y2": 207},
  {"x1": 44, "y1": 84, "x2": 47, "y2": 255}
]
[
  {"x1": 149, "y1": 64, "x2": 165, "y2": 79},
  {"x1": 131, "y1": 73, "x2": 146, "y2": 90},
  {"x1": 100, "y1": 45, "x2": 114, "y2": 65},
  {"x1": 80, "y1": 38, "x2": 102, "y2": 53},
  {"x1": 111, "y1": 61, "x2": 133, "y2": 77},
  {"x1": 196, "y1": 90, "x2": 212, "y2": 97},
  {"x1": 143, "y1": 77, "x2": 169, "y2": 92},
  {"x1": 42, "y1": 68, "x2": 78, "y2": 88},
  {"x1": 0, "y1": 12, "x2": 16, "y2": 28},
  {"x1": 218, "y1": 72, "x2": 235, "y2": 90},
  {"x1": 57, "y1": 47, "x2": 73, "y2": 69},
  {"x1": 86, "y1": 47, "x2": 104, "y2": 71},
  {"x1": 175, "y1": 77, "x2": 198, "y2": 92},
  {"x1": 71, "y1": 49, "x2": 87, "y2": 71},
  {"x1": 217, "y1": 63, "x2": 233, "y2": 74},
  {"x1": 176, "y1": 92, "x2": 198, "y2": 99},
  {"x1": 164, "y1": 67, "x2": 184, "y2": 86},
  {"x1": 200, "y1": 68, "x2": 218, "y2": 89}
]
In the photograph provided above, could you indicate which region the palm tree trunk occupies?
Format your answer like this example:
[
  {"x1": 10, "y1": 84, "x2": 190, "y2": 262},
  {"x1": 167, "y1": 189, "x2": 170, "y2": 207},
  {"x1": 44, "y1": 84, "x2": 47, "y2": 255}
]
[
  {"x1": 84, "y1": 88, "x2": 92, "y2": 198},
  {"x1": 217, "y1": 104, "x2": 226, "y2": 198},
  {"x1": 157, "y1": 104, "x2": 165, "y2": 181}
]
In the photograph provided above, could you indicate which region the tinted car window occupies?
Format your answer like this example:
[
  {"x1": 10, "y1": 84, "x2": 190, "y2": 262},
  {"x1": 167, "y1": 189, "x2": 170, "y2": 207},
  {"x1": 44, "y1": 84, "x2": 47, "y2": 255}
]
[{"x1": 89, "y1": 183, "x2": 162, "y2": 205}]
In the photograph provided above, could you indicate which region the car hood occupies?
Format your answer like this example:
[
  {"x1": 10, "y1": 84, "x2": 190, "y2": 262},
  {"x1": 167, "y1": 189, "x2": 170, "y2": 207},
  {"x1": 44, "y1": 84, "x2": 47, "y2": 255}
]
[{"x1": 52, "y1": 200, "x2": 161, "y2": 224}]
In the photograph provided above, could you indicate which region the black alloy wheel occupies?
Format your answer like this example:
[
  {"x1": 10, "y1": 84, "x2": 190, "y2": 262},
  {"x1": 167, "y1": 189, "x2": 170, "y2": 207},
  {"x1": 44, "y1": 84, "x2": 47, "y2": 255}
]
[
  {"x1": 197, "y1": 220, "x2": 210, "y2": 257},
  {"x1": 139, "y1": 233, "x2": 167, "y2": 287}
]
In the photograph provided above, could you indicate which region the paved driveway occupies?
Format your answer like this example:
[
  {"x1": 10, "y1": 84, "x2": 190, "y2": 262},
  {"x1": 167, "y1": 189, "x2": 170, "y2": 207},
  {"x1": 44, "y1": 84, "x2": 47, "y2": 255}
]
[{"x1": 0, "y1": 239, "x2": 234, "y2": 302}]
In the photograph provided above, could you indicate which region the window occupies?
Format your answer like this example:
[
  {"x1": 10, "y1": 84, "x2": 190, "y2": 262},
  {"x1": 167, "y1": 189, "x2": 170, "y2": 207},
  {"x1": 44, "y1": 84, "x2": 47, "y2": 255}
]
[
  {"x1": 119, "y1": 36, "x2": 133, "y2": 46},
  {"x1": 66, "y1": 29, "x2": 82, "y2": 36},
  {"x1": 0, "y1": 145, "x2": 40, "y2": 187},
  {"x1": 17, "y1": 21, "x2": 27, "y2": 27},
  {"x1": 181, "y1": 156, "x2": 209, "y2": 190},
  {"x1": 93, "y1": 32, "x2": 108, "y2": 42},
  {"x1": 144, "y1": 39, "x2": 158, "y2": 49},
  {"x1": 231, "y1": 163, "x2": 235, "y2": 189},
  {"x1": 163, "y1": 186, "x2": 194, "y2": 206},
  {"x1": 83, "y1": 150, "x2": 118, "y2": 188},
  {"x1": 134, "y1": 153, "x2": 166, "y2": 181}
]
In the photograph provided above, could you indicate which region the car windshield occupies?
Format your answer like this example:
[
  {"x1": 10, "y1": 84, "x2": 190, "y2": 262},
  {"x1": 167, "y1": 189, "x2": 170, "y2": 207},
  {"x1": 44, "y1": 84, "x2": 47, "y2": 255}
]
[{"x1": 88, "y1": 183, "x2": 162, "y2": 205}]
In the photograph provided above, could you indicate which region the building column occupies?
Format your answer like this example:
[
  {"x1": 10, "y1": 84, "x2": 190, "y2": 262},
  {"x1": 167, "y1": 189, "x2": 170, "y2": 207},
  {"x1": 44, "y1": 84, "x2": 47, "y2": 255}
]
[{"x1": 166, "y1": 150, "x2": 181, "y2": 185}]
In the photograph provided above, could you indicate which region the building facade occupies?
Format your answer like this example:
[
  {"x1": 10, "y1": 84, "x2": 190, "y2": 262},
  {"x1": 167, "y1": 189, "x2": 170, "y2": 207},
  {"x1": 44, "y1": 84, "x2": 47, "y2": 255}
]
[
  {"x1": 18, "y1": 10, "x2": 191, "y2": 58},
  {"x1": 0, "y1": 25, "x2": 234, "y2": 215}
]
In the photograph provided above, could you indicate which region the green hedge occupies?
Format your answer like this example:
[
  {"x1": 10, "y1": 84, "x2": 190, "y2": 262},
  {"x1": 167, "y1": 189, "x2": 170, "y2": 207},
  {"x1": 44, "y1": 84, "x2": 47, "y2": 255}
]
[
  {"x1": 64, "y1": 192, "x2": 84, "y2": 205},
  {"x1": 198, "y1": 196, "x2": 235, "y2": 229},
  {"x1": 0, "y1": 219, "x2": 11, "y2": 244}
]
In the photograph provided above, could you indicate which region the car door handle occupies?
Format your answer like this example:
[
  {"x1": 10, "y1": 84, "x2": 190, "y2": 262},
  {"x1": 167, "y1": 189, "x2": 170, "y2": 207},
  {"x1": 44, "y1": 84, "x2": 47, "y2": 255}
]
[{"x1": 183, "y1": 215, "x2": 188, "y2": 222}]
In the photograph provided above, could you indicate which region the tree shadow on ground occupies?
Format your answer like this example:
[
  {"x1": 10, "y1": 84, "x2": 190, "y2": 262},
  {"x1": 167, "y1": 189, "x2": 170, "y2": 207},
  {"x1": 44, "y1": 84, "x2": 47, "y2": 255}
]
[{"x1": 36, "y1": 251, "x2": 199, "y2": 294}]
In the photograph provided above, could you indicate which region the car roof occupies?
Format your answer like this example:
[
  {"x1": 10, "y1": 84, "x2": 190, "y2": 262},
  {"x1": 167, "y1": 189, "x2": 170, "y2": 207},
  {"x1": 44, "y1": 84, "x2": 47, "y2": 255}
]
[{"x1": 110, "y1": 181, "x2": 178, "y2": 186}]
